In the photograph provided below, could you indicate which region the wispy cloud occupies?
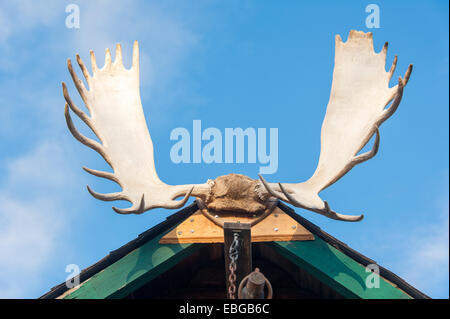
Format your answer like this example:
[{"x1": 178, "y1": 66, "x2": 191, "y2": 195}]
[
  {"x1": 0, "y1": 1, "x2": 71, "y2": 298},
  {"x1": 370, "y1": 186, "x2": 450, "y2": 298},
  {"x1": 0, "y1": 0, "x2": 201, "y2": 298},
  {"x1": 0, "y1": 0, "x2": 60, "y2": 45},
  {"x1": 398, "y1": 199, "x2": 449, "y2": 297},
  {"x1": 0, "y1": 0, "x2": 447, "y2": 300},
  {"x1": 0, "y1": 142, "x2": 75, "y2": 298},
  {"x1": 70, "y1": 0, "x2": 199, "y2": 103}
]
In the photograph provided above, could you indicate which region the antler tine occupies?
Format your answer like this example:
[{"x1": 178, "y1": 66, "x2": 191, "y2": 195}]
[
  {"x1": 132, "y1": 40, "x2": 139, "y2": 70},
  {"x1": 90, "y1": 50, "x2": 98, "y2": 73},
  {"x1": 87, "y1": 185, "x2": 129, "y2": 202},
  {"x1": 322, "y1": 201, "x2": 364, "y2": 222},
  {"x1": 277, "y1": 183, "x2": 363, "y2": 221},
  {"x1": 258, "y1": 174, "x2": 289, "y2": 202},
  {"x1": 402, "y1": 64, "x2": 413, "y2": 86},
  {"x1": 114, "y1": 43, "x2": 123, "y2": 66},
  {"x1": 388, "y1": 55, "x2": 398, "y2": 81},
  {"x1": 111, "y1": 185, "x2": 194, "y2": 214},
  {"x1": 378, "y1": 63, "x2": 413, "y2": 125},
  {"x1": 167, "y1": 186, "x2": 195, "y2": 209},
  {"x1": 111, "y1": 186, "x2": 194, "y2": 214},
  {"x1": 82, "y1": 166, "x2": 120, "y2": 185},
  {"x1": 104, "y1": 48, "x2": 112, "y2": 69},
  {"x1": 352, "y1": 127, "x2": 380, "y2": 165},
  {"x1": 67, "y1": 59, "x2": 88, "y2": 101},
  {"x1": 113, "y1": 194, "x2": 145, "y2": 215},
  {"x1": 64, "y1": 104, "x2": 113, "y2": 168},
  {"x1": 378, "y1": 77, "x2": 405, "y2": 124},
  {"x1": 75, "y1": 54, "x2": 92, "y2": 91},
  {"x1": 62, "y1": 82, "x2": 97, "y2": 135},
  {"x1": 381, "y1": 42, "x2": 388, "y2": 55},
  {"x1": 384, "y1": 63, "x2": 413, "y2": 124}
]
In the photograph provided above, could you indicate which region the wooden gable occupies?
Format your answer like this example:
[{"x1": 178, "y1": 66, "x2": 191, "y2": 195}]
[{"x1": 42, "y1": 202, "x2": 428, "y2": 299}]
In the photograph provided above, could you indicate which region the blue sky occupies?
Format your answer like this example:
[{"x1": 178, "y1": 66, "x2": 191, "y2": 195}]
[{"x1": 0, "y1": 0, "x2": 448, "y2": 298}]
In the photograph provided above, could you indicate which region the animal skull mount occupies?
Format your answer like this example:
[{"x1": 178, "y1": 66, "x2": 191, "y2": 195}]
[
  {"x1": 63, "y1": 30, "x2": 412, "y2": 223},
  {"x1": 197, "y1": 174, "x2": 277, "y2": 229}
]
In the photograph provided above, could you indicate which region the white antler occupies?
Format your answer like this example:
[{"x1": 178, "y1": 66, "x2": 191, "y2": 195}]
[
  {"x1": 260, "y1": 30, "x2": 413, "y2": 222},
  {"x1": 64, "y1": 41, "x2": 210, "y2": 214}
]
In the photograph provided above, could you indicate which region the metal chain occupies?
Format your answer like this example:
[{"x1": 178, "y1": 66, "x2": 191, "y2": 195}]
[{"x1": 228, "y1": 232, "x2": 240, "y2": 299}]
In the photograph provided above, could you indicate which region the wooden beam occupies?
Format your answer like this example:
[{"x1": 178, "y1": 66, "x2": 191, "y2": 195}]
[
  {"x1": 160, "y1": 207, "x2": 314, "y2": 244},
  {"x1": 223, "y1": 222, "x2": 252, "y2": 298}
]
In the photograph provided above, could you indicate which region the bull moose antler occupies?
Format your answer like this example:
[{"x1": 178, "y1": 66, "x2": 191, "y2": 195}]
[
  {"x1": 259, "y1": 30, "x2": 413, "y2": 221},
  {"x1": 63, "y1": 41, "x2": 210, "y2": 214},
  {"x1": 64, "y1": 30, "x2": 412, "y2": 222}
]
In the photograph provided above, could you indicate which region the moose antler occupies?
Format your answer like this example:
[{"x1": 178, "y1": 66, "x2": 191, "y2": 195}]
[
  {"x1": 259, "y1": 30, "x2": 413, "y2": 222},
  {"x1": 63, "y1": 41, "x2": 210, "y2": 214}
]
